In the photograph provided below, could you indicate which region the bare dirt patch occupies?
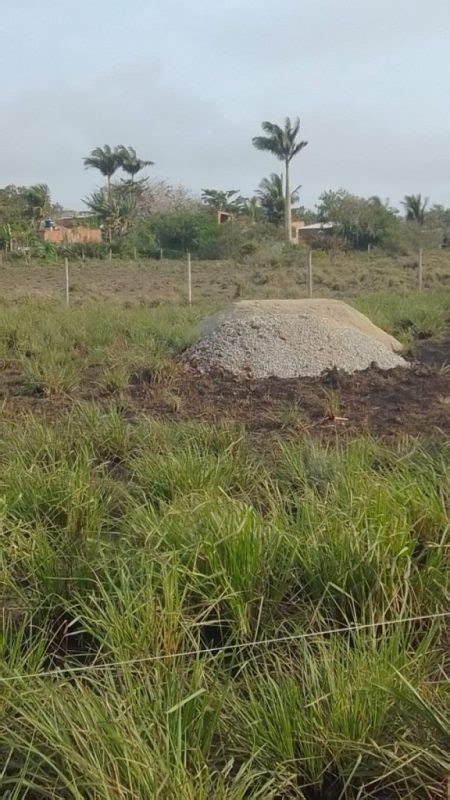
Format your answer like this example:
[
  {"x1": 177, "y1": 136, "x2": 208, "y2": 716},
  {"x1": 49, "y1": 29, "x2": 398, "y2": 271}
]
[
  {"x1": 129, "y1": 364, "x2": 449, "y2": 440},
  {"x1": 1, "y1": 355, "x2": 448, "y2": 442},
  {"x1": 412, "y1": 331, "x2": 450, "y2": 368}
]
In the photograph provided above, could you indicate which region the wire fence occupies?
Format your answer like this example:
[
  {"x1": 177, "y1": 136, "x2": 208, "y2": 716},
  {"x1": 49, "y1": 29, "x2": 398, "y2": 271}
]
[
  {"x1": 0, "y1": 246, "x2": 448, "y2": 307},
  {"x1": 1, "y1": 611, "x2": 448, "y2": 684}
]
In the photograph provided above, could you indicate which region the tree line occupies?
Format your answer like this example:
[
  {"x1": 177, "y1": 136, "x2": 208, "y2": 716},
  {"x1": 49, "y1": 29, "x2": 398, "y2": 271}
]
[{"x1": 0, "y1": 117, "x2": 448, "y2": 257}]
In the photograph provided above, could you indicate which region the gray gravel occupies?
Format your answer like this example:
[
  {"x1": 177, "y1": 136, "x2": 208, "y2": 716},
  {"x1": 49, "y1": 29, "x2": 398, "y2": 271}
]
[{"x1": 186, "y1": 310, "x2": 407, "y2": 378}]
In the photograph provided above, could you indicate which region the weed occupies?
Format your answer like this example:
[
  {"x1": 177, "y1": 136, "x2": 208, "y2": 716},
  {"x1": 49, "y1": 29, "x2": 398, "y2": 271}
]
[
  {"x1": 99, "y1": 362, "x2": 130, "y2": 394},
  {"x1": 21, "y1": 350, "x2": 79, "y2": 396},
  {"x1": 276, "y1": 401, "x2": 306, "y2": 431},
  {"x1": 322, "y1": 389, "x2": 344, "y2": 421}
]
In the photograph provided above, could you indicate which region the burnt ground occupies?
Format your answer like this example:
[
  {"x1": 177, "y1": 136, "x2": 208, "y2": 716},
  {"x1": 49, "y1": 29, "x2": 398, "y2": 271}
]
[
  {"x1": 1, "y1": 333, "x2": 449, "y2": 441},
  {"x1": 412, "y1": 330, "x2": 450, "y2": 368}
]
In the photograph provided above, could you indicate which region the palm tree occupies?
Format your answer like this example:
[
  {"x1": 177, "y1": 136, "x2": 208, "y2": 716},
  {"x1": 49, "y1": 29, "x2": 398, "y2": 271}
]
[
  {"x1": 244, "y1": 196, "x2": 259, "y2": 223},
  {"x1": 253, "y1": 117, "x2": 307, "y2": 243},
  {"x1": 83, "y1": 145, "x2": 122, "y2": 194},
  {"x1": 24, "y1": 184, "x2": 51, "y2": 227},
  {"x1": 401, "y1": 194, "x2": 428, "y2": 225},
  {"x1": 118, "y1": 146, "x2": 154, "y2": 183},
  {"x1": 84, "y1": 185, "x2": 137, "y2": 243},
  {"x1": 201, "y1": 188, "x2": 246, "y2": 214},
  {"x1": 257, "y1": 173, "x2": 301, "y2": 226}
]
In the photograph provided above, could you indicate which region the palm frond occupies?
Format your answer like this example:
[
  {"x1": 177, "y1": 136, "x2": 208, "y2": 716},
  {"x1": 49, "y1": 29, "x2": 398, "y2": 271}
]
[
  {"x1": 401, "y1": 193, "x2": 429, "y2": 225},
  {"x1": 83, "y1": 145, "x2": 122, "y2": 179},
  {"x1": 289, "y1": 116, "x2": 301, "y2": 139},
  {"x1": 261, "y1": 121, "x2": 282, "y2": 136},
  {"x1": 253, "y1": 117, "x2": 308, "y2": 163},
  {"x1": 252, "y1": 136, "x2": 284, "y2": 158},
  {"x1": 292, "y1": 141, "x2": 308, "y2": 157}
]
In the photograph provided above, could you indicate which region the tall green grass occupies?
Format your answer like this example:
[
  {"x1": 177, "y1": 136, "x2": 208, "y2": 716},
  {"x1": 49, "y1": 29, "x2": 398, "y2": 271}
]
[
  {"x1": 354, "y1": 289, "x2": 450, "y2": 345},
  {"x1": 0, "y1": 303, "x2": 203, "y2": 396},
  {"x1": 1, "y1": 407, "x2": 448, "y2": 797}
]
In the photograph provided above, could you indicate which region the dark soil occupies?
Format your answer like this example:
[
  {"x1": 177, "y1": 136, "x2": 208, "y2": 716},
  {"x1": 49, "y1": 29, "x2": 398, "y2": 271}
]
[
  {"x1": 411, "y1": 330, "x2": 450, "y2": 368},
  {"x1": 1, "y1": 333, "x2": 449, "y2": 441},
  {"x1": 130, "y1": 363, "x2": 449, "y2": 440}
]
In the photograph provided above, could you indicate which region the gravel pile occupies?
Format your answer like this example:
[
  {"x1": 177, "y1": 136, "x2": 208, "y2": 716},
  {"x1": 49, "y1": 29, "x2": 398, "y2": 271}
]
[{"x1": 186, "y1": 304, "x2": 407, "y2": 378}]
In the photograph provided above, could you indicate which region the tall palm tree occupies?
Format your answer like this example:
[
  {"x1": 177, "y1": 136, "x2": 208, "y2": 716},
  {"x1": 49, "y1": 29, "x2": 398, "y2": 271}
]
[
  {"x1": 257, "y1": 173, "x2": 301, "y2": 226},
  {"x1": 83, "y1": 145, "x2": 122, "y2": 194},
  {"x1": 118, "y1": 146, "x2": 154, "y2": 182},
  {"x1": 253, "y1": 117, "x2": 307, "y2": 243},
  {"x1": 401, "y1": 194, "x2": 428, "y2": 225}
]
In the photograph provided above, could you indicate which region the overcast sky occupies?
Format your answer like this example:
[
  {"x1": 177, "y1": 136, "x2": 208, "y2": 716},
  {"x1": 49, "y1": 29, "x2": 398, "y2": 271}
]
[{"x1": 1, "y1": 0, "x2": 449, "y2": 210}]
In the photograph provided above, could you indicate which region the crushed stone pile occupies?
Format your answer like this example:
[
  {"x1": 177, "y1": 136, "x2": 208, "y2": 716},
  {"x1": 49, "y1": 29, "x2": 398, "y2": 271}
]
[{"x1": 186, "y1": 299, "x2": 407, "y2": 378}]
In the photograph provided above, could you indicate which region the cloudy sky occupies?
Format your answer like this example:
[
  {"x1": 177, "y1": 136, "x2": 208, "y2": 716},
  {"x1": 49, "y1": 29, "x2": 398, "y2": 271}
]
[{"x1": 1, "y1": 0, "x2": 449, "y2": 210}]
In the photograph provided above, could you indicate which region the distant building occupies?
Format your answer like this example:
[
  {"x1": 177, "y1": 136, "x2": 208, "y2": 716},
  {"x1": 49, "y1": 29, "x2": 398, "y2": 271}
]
[
  {"x1": 291, "y1": 220, "x2": 334, "y2": 244},
  {"x1": 217, "y1": 210, "x2": 234, "y2": 224},
  {"x1": 38, "y1": 215, "x2": 102, "y2": 245}
]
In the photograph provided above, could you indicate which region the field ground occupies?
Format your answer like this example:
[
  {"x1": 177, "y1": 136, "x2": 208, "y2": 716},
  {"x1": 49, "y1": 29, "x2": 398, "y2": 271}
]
[
  {"x1": 1, "y1": 248, "x2": 449, "y2": 305},
  {"x1": 2, "y1": 345, "x2": 450, "y2": 441},
  {"x1": 0, "y1": 287, "x2": 449, "y2": 439},
  {"x1": 1, "y1": 268, "x2": 449, "y2": 797}
]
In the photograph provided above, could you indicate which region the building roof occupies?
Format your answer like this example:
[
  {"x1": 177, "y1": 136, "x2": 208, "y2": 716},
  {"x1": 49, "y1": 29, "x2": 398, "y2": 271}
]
[{"x1": 301, "y1": 222, "x2": 334, "y2": 230}]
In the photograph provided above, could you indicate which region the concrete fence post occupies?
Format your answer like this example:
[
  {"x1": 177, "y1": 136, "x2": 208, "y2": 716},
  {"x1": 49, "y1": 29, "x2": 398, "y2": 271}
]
[
  {"x1": 418, "y1": 248, "x2": 423, "y2": 292},
  {"x1": 307, "y1": 250, "x2": 313, "y2": 298},
  {"x1": 187, "y1": 252, "x2": 192, "y2": 305},
  {"x1": 64, "y1": 258, "x2": 70, "y2": 306}
]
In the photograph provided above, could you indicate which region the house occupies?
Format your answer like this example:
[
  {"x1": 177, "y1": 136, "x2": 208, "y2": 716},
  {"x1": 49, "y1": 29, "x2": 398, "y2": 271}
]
[
  {"x1": 291, "y1": 220, "x2": 334, "y2": 244},
  {"x1": 217, "y1": 210, "x2": 234, "y2": 224},
  {"x1": 38, "y1": 215, "x2": 102, "y2": 245}
]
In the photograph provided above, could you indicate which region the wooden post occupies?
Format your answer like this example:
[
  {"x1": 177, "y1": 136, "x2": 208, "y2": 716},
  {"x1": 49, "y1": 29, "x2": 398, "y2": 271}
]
[
  {"x1": 133, "y1": 246, "x2": 137, "y2": 261},
  {"x1": 187, "y1": 252, "x2": 192, "y2": 305},
  {"x1": 109, "y1": 247, "x2": 112, "y2": 261},
  {"x1": 64, "y1": 258, "x2": 70, "y2": 306},
  {"x1": 81, "y1": 248, "x2": 85, "y2": 261},
  {"x1": 418, "y1": 248, "x2": 423, "y2": 291},
  {"x1": 160, "y1": 247, "x2": 163, "y2": 260},
  {"x1": 307, "y1": 250, "x2": 313, "y2": 298},
  {"x1": 368, "y1": 243, "x2": 371, "y2": 259}
]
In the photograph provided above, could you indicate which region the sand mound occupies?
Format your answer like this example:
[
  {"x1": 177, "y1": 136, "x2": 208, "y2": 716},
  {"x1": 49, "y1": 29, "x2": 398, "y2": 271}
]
[{"x1": 187, "y1": 299, "x2": 406, "y2": 378}]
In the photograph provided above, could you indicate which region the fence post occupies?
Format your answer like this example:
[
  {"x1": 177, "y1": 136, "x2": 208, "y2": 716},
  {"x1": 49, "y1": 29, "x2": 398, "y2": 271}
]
[
  {"x1": 64, "y1": 257, "x2": 70, "y2": 306},
  {"x1": 187, "y1": 252, "x2": 192, "y2": 305},
  {"x1": 109, "y1": 248, "x2": 112, "y2": 262},
  {"x1": 307, "y1": 250, "x2": 313, "y2": 298},
  {"x1": 418, "y1": 248, "x2": 423, "y2": 292},
  {"x1": 133, "y1": 246, "x2": 137, "y2": 261},
  {"x1": 367, "y1": 243, "x2": 371, "y2": 259},
  {"x1": 160, "y1": 247, "x2": 163, "y2": 260}
]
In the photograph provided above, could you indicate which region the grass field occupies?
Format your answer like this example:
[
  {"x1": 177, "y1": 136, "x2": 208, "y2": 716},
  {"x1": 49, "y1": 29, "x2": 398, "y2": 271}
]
[{"x1": 1, "y1": 266, "x2": 449, "y2": 797}]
